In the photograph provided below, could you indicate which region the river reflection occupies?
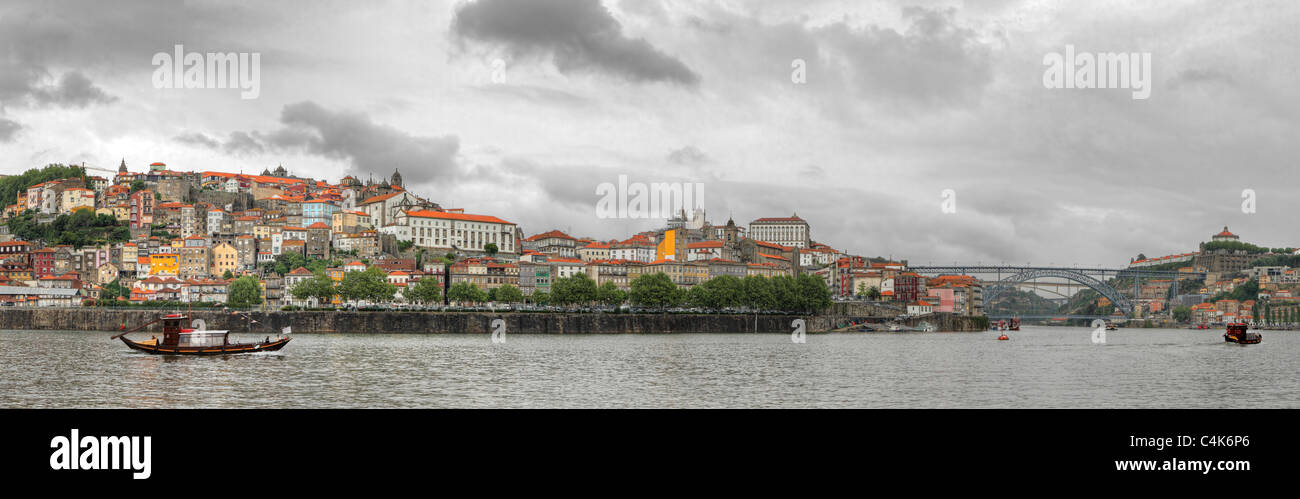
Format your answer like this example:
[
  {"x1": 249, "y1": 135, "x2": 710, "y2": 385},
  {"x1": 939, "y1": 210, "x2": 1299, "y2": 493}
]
[{"x1": 2, "y1": 327, "x2": 1296, "y2": 408}]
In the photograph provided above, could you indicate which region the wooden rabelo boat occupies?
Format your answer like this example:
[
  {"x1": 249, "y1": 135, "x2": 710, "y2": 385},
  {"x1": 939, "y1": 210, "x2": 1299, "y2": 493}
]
[
  {"x1": 112, "y1": 313, "x2": 290, "y2": 355},
  {"x1": 1223, "y1": 322, "x2": 1262, "y2": 345}
]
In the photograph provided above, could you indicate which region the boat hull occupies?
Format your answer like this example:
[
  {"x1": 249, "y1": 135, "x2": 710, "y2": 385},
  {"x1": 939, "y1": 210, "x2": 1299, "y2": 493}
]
[
  {"x1": 121, "y1": 336, "x2": 291, "y2": 355},
  {"x1": 1224, "y1": 334, "x2": 1261, "y2": 345}
]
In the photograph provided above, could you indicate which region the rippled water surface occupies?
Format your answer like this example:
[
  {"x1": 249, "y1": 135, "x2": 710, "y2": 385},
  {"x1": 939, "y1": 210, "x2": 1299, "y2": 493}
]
[{"x1": 2, "y1": 327, "x2": 1296, "y2": 408}]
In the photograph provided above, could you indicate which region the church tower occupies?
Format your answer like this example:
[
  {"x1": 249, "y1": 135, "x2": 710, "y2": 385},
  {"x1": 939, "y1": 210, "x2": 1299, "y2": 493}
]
[
  {"x1": 391, "y1": 169, "x2": 403, "y2": 188},
  {"x1": 118, "y1": 158, "x2": 127, "y2": 174}
]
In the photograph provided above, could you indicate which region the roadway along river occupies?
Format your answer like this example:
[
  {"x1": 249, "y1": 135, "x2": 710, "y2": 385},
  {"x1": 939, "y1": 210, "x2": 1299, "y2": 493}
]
[{"x1": 2, "y1": 326, "x2": 1296, "y2": 408}]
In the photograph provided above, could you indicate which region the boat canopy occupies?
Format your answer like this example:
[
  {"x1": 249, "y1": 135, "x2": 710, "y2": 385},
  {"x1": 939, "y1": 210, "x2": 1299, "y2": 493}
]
[{"x1": 178, "y1": 330, "x2": 228, "y2": 347}]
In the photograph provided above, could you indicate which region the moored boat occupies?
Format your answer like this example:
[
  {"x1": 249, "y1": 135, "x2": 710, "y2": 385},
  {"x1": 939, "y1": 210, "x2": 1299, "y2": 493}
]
[
  {"x1": 1223, "y1": 322, "x2": 1261, "y2": 345},
  {"x1": 113, "y1": 313, "x2": 291, "y2": 355}
]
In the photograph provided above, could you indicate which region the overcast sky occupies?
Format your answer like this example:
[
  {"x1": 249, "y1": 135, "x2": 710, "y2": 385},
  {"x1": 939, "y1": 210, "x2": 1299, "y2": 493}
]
[{"x1": 2, "y1": 0, "x2": 1298, "y2": 266}]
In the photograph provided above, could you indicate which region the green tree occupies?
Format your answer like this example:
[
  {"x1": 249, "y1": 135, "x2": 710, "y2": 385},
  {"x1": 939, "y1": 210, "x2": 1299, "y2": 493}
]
[
  {"x1": 795, "y1": 273, "x2": 832, "y2": 313},
  {"x1": 596, "y1": 281, "x2": 626, "y2": 306},
  {"x1": 0, "y1": 163, "x2": 87, "y2": 205},
  {"x1": 769, "y1": 275, "x2": 798, "y2": 311},
  {"x1": 5, "y1": 208, "x2": 130, "y2": 248},
  {"x1": 405, "y1": 277, "x2": 443, "y2": 304},
  {"x1": 129, "y1": 180, "x2": 146, "y2": 193},
  {"x1": 102, "y1": 278, "x2": 129, "y2": 300},
  {"x1": 530, "y1": 290, "x2": 550, "y2": 305},
  {"x1": 337, "y1": 267, "x2": 397, "y2": 304},
  {"x1": 551, "y1": 273, "x2": 598, "y2": 305},
  {"x1": 226, "y1": 275, "x2": 263, "y2": 308},
  {"x1": 684, "y1": 275, "x2": 743, "y2": 309},
  {"x1": 290, "y1": 271, "x2": 337, "y2": 305},
  {"x1": 222, "y1": 270, "x2": 234, "y2": 280},
  {"x1": 1174, "y1": 305, "x2": 1193, "y2": 323},
  {"x1": 630, "y1": 272, "x2": 683, "y2": 309},
  {"x1": 494, "y1": 284, "x2": 524, "y2": 303},
  {"x1": 447, "y1": 282, "x2": 487, "y2": 304},
  {"x1": 740, "y1": 275, "x2": 776, "y2": 310},
  {"x1": 484, "y1": 243, "x2": 499, "y2": 257},
  {"x1": 1200, "y1": 240, "x2": 1268, "y2": 254}
]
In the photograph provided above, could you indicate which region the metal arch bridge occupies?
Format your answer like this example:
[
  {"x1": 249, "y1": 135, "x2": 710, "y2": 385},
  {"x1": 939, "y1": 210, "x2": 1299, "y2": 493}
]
[
  {"x1": 985, "y1": 314, "x2": 1122, "y2": 321},
  {"x1": 909, "y1": 265, "x2": 1206, "y2": 315}
]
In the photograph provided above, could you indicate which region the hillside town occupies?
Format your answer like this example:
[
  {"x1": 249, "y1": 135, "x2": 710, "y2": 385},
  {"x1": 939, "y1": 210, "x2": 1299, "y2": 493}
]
[
  {"x1": 4, "y1": 162, "x2": 1299, "y2": 327},
  {"x1": 1120, "y1": 227, "x2": 1300, "y2": 327},
  {"x1": 0, "y1": 162, "x2": 981, "y2": 316}
]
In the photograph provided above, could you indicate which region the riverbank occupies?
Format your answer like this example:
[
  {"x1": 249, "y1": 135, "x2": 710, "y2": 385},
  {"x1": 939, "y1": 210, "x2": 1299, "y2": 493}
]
[
  {"x1": 0, "y1": 308, "x2": 821, "y2": 334},
  {"x1": 0, "y1": 308, "x2": 990, "y2": 334}
]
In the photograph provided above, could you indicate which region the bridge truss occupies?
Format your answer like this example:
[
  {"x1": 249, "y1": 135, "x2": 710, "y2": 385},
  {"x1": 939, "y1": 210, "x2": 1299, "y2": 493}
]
[{"x1": 909, "y1": 265, "x2": 1206, "y2": 316}]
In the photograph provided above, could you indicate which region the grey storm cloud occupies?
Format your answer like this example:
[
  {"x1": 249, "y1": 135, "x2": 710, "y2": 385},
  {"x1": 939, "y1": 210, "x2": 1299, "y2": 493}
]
[
  {"x1": 1169, "y1": 68, "x2": 1236, "y2": 89},
  {"x1": 174, "y1": 132, "x2": 221, "y2": 149},
  {"x1": 0, "y1": 0, "x2": 273, "y2": 133},
  {"x1": 0, "y1": 67, "x2": 116, "y2": 109},
  {"x1": 818, "y1": 7, "x2": 994, "y2": 106},
  {"x1": 498, "y1": 157, "x2": 607, "y2": 210},
  {"x1": 0, "y1": 116, "x2": 21, "y2": 142},
  {"x1": 666, "y1": 146, "x2": 711, "y2": 166},
  {"x1": 452, "y1": 0, "x2": 700, "y2": 86},
  {"x1": 28, "y1": 71, "x2": 117, "y2": 108},
  {"x1": 177, "y1": 101, "x2": 461, "y2": 186}
]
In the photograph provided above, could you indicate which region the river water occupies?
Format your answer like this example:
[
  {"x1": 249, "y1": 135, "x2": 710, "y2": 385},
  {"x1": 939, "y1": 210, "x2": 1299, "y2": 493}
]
[{"x1": 2, "y1": 326, "x2": 1296, "y2": 408}]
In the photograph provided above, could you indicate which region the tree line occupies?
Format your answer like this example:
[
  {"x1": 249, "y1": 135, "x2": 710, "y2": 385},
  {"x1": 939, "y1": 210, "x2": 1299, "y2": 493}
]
[{"x1": 285, "y1": 269, "x2": 833, "y2": 313}]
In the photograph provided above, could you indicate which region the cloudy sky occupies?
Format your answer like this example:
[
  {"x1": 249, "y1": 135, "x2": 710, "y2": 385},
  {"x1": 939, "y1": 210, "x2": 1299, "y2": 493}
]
[{"x1": 2, "y1": 0, "x2": 1298, "y2": 266}]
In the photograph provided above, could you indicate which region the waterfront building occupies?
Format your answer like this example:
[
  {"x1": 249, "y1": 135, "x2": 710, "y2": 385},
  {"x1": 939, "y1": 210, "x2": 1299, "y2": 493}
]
[
  {"x1": 179, "y1": 236, "x2": 210, "y2": 278},
  {"x1": 59, "y1": 188, "x2": 95, "y2": 214},
  {"x1": 577, "y1": 241, "x2": 611, "y2": 262},
  {"x1": 748, "y1": 214, "x2": 811, "y2": 249},
  {"x1": 128, "y1": 189, "x2": 154, "y2": 229},
  {"x1": 211, "y1": 242, "x2": 238, "y2": 276},
  {"x1": 705, "y1": 258, "x2": 747, "y2": 280},
  {"x1": 610, "y1": 236, "x2": 656, "y2": 263},
  {"x1": 333, "y1": 230, "x2": 380, "y2": 258},
  {"x1": 585, "y1": 259, "x2": 630, "y2": 290},
  {"x1": 1212, "y1": 226, "x2": 1240, "y2": 242},
  {"x1": 518, "y1": 260, "x2": 550, "y2": 296},
  {"x1": 907, "y1": 301, "x2": 934, "y2": 316},
  {"x1": 302, "y1": 199, "x2": 339, "y2": 227},
  {"x1": 387, "y1": 209, "x2": 516, "y2": 256},
  {"x1": 31, "y1": 248, "x2": 56, "y2": 278},
  {"x1": 547, "y1": 257, "x2": 586, "y2": 280},
  {"x1": 893, "y1": 272, "x2": 922, "y2": 303},
  {"x1": 148, "y1": 253, "x2": 179, "y2": 277},
  {"x1": 524, "y1": 230, "x2": 579, "y2": 259},
  {"x1": 746, "y1": 262, "x2": 785, "y2": 278},
  {"x1": 359, "y1": 190, "x2": 423, "y2": 228},
  {"x1": 686, "y1": 240, "x2": 724, "y2": 261},
  {"x1": 332, "y1": 210, "x2": 372, "y2": 234}
]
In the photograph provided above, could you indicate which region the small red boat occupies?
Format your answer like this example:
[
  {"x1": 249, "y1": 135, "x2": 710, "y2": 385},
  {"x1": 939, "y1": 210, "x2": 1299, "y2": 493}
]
[
  {"x1": 997, "y1": 334, "x2": 1009, "y2": 341},
  {"x1": 113, "y1": 313, "x2": 290, "y2": 355},
  {"x1": 1223, "y1": 323, "x2": 1261, "y2": 345}
]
